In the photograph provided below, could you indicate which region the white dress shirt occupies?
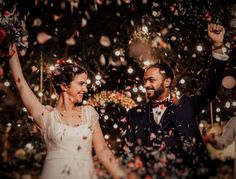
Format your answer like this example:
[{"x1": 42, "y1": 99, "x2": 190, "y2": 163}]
[
  {"x1": 152, "y1": 96, "x2": 170, "y2": 124},
  {"x1": 153, "y1": 105, "x2": 166, "y2": 124}
]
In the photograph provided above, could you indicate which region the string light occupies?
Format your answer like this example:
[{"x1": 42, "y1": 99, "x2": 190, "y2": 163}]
[
  {"x1": 86, "y1": 79, "x2": 91, "y2": 84},
  {"x1": 232, "y1": 101, "x2": 236, "y2": 107},
  {"x1": 215, "y1": 115, "x2": 220, "y2": 122},
  {"x1": 127, "y1": 67, "x2": 134, "y2": 74},
  {"x1": 4, "y1": 81, "x2": 10, "y2": 87},
  {"x1": 132, "y1": 86, "x2": 138, "y2": 93},
  {"x1": 104, "y1": 134, "x2": 110, "y2": 140},
  {"x1": 113, "y1": 123, "x2": 118, "y2": 129},
  {"x1": 141, "y1": 25, "x2": 148, "y2": 33},
  {"x1": 51, "y1": 94, "x2": 57, "y2": 99},
  {"x1": 176, "y1": 90, "x2": 181, "y2": 96},
  {"x1": 179, "y1": 78, "x2": 185, "y2": 84},
  {"x1": 171, "y1": 36, "x2": 177, "y2": 41},
  {"x1": 49, "y1": 65, "x2": 55, "y2": 71},
  {"x1": 104, "y1": 115, "x2": 109, "y2": 120},
  {"x1": 152, "y1": 11, "x2": 158, "y2": 17},
  {"x1": 225, "y1": 101, "x2": 231, "y2": 108},
  {"x1": 199, "y1": 123, "x2": 204, "y2": 128},
  {"x1": 136, "y1": 95, "x2": 142, "y2": 102},
  {"x1": 139, "y1": 85, "x2": 146, "y2": 92},
  {"x1": 216, "y1": 107, "x2": 221, "y2": 113},
  {"x1": 114, "y1": 49, "x2": 125, "y2": 57},
  {"x1": 95, "y1": 80, "x2": 101, "y2": 86},
  {"x1": 95, "y1": 73, "x2": 102, "y2": 81},
  {"x1": 192, "y1": 53, "x2": 196, "y2": 58},
  {"x1": 114, "y1": 49, "x2": 121, "y2": 56},
  {"x1": 116, "y1": 138, "x2": 121, "y2": 143},
  {"x1": 38, "y1": 92, "x2": 43, "y2": 97},
  {"x1": 196, "y1": 44, "x2": 203, "y2": 52}
]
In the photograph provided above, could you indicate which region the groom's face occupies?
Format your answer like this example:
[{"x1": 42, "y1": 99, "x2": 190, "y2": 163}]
[{"x1": 144, "y1": 67, "x2": 165, "y2": 100}]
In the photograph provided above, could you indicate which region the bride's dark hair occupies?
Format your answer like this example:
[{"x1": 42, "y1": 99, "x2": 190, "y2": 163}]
[{"x1": 52, "y1": 62, "x2": 87, "y2": 94}]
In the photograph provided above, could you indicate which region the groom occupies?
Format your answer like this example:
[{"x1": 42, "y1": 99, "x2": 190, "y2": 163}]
[{"x1": 123, "y1": 23, "x2": 229, "y2": 177}]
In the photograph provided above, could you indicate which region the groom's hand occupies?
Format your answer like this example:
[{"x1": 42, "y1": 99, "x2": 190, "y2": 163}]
[{"x1": 207, "y1": 23, "x2": 225, "y2": 54}]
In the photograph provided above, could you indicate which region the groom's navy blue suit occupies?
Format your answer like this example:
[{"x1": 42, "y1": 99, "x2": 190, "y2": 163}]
[{"x1": 124, "y1": 58, "x2": 226, "y2": 175}]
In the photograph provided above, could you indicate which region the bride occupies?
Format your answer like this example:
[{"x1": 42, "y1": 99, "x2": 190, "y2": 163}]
[{"x1": 8, "y1": 43, "x2": 125, "y2": 179}]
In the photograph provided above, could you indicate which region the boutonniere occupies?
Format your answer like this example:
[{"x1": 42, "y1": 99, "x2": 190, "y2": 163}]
[{"x1": 170, "y1": 96, "x2": 180, "y2": 106}]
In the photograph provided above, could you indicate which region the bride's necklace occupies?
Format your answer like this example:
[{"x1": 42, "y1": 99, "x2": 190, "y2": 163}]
[{"x1": 56, "y1": 106, "x2": 82, "y2": 127}]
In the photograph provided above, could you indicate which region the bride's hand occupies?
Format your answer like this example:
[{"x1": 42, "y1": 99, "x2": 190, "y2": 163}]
[{"x1": 9, "y1": 43, "x2": 17, "y2": 57}]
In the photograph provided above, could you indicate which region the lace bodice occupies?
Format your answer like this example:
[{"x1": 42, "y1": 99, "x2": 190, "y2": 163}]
[{"x1": 40, "y1": 105, "x2": 99, "y2": 179}]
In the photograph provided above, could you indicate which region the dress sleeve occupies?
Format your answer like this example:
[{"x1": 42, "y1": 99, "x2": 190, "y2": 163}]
[
  {"x1": 38, "y1": 105, "x2": 53, "y2": 132},
  {"x1": 85, "y1": 105, "x2": 99, "y2": 131}
]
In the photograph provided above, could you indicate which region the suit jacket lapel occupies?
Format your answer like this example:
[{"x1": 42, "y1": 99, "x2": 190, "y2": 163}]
[
  {"x1": 143, "y1": 102, "x2": 153, "y2": 146},
  {"x1": 145, "y1": 101, "x2": 154, "y2": 122},
  {"x1": 159, "y1": 108, "x2": 168, "y2": 125},
  {"x1": 159, "y1": 101, "x2": 176, "y2": 126}
]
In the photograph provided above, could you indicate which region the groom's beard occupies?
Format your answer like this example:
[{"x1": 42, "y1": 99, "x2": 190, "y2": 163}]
[{"x1": 146, "y1": 83, "x2": 165, "y2": 100}]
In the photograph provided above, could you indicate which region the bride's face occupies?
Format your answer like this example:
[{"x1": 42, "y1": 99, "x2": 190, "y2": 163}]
[{"x1": 65, "y1": 73, "x2": 88, "y2": 103}]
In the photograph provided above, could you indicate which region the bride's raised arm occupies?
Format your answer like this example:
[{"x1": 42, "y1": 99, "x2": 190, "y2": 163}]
[{"x1": 8, "y1": 44, "x2": 45, "y2": 128}]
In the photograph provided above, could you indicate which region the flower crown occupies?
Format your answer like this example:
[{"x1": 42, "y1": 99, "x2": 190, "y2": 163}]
[{"x1": 51, "y1": 59, "x2": 84, "y2": 79}]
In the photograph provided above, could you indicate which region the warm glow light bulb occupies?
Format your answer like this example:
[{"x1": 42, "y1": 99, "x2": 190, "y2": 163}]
[
  {"x1": 216, "y1": 107, "x2": 221, "y2": 113},
  {"x1": 104, "y1": 115, "x2": 109, "y2": 120},
  {"x1": 95, "y1": 80, "x2": 101, "y2": 85},
  {"x1": 4, "y1": 81, "x2": 10, "y2": 87},
  {"x1": 87, "y1": 79, "x2": 91, "y2": 84},
  {"x1": 199, "y1": 123, "x2": 204, "y2": 128},
  {"x1": 51, "y1": 94, "x2": 57, "y2": 99},
  {"x1": 104, "y1": 134, "x2": 110, "y2": 140},
  {"x1": 180, "y1": 79, "x2": 185, "y2": 84},
  {"x1": 114, "y1": 49, "x2": 121, "y2": 56},
  {"x1": 225, "y1": 101, "x2": 230, "y2": 108},
  {"x1": 137, "y1": 96, "x2": 142, "y2": 102},
  {"x1": 113, "y1": 124, "x2": 118, "y2": 129},
  {"x1": 196, "y1": 45, "x2": 203, "y2": 52},
  {"x1": 132, "y1": 87, "x2": 138, "y2": 93},
  {"x1": 38, "y1": 92, "x2": 43, "y2": 97},
  {"x1": 176, "y1": 91, "x2": 181, "y2": 96},
  {"x1": 128, "y1": 67, "x2": 134, "y2": 74},
  {"x1": 95, "y1": 74, "x2": 102, "y2": 81},
  {"x1": 49, "y1": 65, "x2": 55, "y2": 71},
  {"x1": 232, "y1": 101, "x2": 236, "y2": 107},
  {"x1": 142, "y1": 25, "x2": 148, "y2": 33}
]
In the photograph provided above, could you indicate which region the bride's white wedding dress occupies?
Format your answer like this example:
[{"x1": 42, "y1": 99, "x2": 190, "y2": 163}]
[{"x1": 40, "y1": 105, "x2": 99, "y2": 179}]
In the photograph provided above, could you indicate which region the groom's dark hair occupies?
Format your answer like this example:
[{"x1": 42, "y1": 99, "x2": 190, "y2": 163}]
[{"x1": 145, "y1": 62, "x2": 174, "y2": 86}]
